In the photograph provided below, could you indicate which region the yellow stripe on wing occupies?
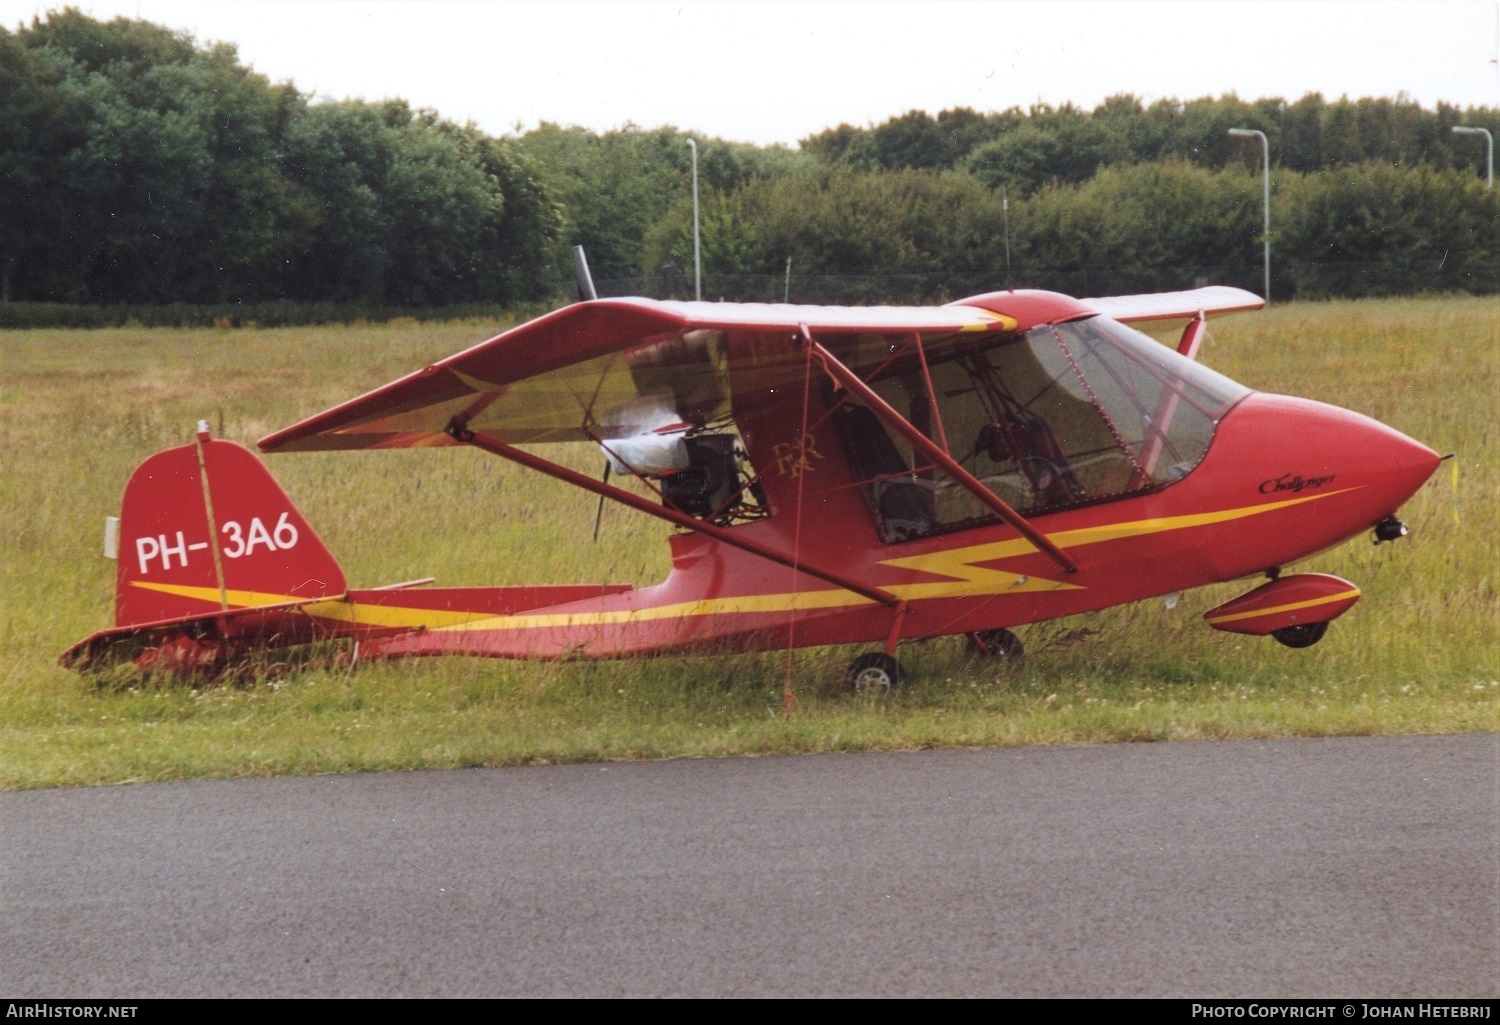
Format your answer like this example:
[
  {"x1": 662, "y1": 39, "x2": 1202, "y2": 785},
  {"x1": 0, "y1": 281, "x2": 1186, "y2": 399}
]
[{"x1": 958, "y1": 310, "x2": 1019, "y2": 332}]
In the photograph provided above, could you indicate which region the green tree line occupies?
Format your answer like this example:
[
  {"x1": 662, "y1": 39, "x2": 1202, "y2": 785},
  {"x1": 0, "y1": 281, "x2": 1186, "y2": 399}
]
[
  {"x1": 0, "y1": 10, "x2": 560, "y2": 306},
  {"x1": 643, "y1": 159, "x2": 1496, "y2": 302},
  {"x1": 804, "y1": 94, "x2": 1500, "y2": 192},
  {"x1": 2, "y1": 10, "x2": 1496, "y2": 310}
]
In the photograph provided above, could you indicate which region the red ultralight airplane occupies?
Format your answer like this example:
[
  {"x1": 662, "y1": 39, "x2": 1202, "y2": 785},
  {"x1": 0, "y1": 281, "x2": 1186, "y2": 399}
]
[{"x1": 62, "y1": 282, "x2": 1440, "y2": 686}]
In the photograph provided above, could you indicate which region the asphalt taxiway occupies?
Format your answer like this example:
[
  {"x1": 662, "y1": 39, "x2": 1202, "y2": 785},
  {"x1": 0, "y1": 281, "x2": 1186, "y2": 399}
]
[{"x1": 3, "y1": 734, "x2": 1495, "y2": 997}]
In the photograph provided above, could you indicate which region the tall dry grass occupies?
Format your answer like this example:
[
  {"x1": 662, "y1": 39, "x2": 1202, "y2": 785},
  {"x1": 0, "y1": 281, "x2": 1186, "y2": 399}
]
[{"x1": 1, "y1": 297, "x2": 1494, "y2": 788}]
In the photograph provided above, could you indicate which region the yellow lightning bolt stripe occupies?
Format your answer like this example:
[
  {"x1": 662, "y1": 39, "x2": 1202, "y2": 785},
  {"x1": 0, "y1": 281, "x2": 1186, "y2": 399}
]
[
  {"x1": 433, "y1": 490, "x2": 1358, "y2": 629},
  {"x1": 1205, "y1": 587, "x2": 1361, "y2": 626},
  {"x1": 878, "y1": 536, "x2": 1068, "y2": 598},
  {"x1": 130, "y1": 488, "x2": 1359, "y2": 635},
  {"x1": 403, "y1": 489, "x2": 1363, "y2": 632}
]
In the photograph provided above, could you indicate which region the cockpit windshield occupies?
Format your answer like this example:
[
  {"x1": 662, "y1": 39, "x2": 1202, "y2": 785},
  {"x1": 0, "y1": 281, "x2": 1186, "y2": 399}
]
[{"x1": 835, "y1": 315, "x2": 1250, "y2": 542}]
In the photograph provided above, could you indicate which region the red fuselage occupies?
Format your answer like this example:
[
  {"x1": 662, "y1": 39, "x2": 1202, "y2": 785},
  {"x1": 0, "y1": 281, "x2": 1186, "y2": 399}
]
[{"x1": 364, "y1": 377, "x2": 1439, "y2": 661}]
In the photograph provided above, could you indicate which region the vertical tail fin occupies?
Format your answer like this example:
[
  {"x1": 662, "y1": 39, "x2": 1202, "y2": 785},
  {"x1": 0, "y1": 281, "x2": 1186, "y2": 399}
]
[{"x1": 114, "y1": 427, "x2": 346, "y2": 628}]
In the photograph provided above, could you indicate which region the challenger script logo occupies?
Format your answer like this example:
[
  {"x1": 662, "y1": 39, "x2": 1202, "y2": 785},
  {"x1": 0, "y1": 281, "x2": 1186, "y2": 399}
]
[{"x1": 1259, "y1": 472, "x2": 1336, "y2": 495}]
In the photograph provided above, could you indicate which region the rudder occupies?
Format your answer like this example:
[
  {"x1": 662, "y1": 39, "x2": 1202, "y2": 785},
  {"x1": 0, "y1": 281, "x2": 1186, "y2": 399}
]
[{"x1": 115, "y1": 426, "x2": 346, "y2": 629}]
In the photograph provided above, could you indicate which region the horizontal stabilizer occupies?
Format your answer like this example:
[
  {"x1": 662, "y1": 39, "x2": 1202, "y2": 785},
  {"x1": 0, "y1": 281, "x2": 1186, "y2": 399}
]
[{"x1": 60, "y1": 594, "x2": 341, "y2": 671}]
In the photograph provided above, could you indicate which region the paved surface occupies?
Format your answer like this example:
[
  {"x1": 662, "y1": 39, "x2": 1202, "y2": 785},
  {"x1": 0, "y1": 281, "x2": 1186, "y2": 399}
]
[{"x1": 3, "y1": 734, "x2": 1496, "y2": 997}]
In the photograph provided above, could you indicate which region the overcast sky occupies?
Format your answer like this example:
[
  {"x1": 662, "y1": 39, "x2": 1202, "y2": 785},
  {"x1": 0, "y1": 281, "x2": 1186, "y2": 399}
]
[{"x1": 5, "y1": 1, "x2": 1497, "y2": 146}]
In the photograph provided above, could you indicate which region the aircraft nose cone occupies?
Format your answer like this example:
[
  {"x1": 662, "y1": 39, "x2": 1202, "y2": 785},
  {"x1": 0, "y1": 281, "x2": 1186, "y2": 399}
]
[
  {"x1": 1193, "y1": 393, "x2": 1440, "y2": 577},
  {"x1": 1323, "y1": 403, "x2": 1441, "y2": 513},
  {"x1": 1237, "y1": 393, "x2": 1441, "y2": 517},
  {"x1": 1374, "y1": 422, "x2": 1443, "y2": 502}
]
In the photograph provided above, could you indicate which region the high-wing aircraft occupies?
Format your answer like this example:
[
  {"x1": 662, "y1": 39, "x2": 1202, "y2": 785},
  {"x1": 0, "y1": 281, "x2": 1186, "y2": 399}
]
[{"x1": 63, "y1": 282, "x2": 1441, "y2": 686}]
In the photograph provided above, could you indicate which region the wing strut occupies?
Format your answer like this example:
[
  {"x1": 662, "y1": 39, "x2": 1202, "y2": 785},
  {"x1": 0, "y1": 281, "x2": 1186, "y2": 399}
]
[
  {"x1": 911, "y1": 333, "x2": 951, "y2": 455},
  {"x1": 446, "y1": 425, "x2": 902, "y2": 608},
  {"x1": 801, "y1": 331, "x2": 1079, "y2": 575},
  {"x1": 1132, "y1": 312, "x2": 1206, "y2": 487}
]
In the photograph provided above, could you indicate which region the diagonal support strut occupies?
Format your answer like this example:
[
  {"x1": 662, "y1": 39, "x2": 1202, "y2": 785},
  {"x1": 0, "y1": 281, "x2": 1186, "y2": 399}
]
[
  {"x1": 448, "y1": 424, "x2": 902, "y2": 608},
  {"x1": 801, "y1": 333, "x2": 1079, "y2": 575}
]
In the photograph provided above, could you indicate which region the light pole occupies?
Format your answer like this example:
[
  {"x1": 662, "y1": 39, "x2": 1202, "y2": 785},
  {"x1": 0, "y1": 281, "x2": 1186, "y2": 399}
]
[
  {"x1": 1451, "y1": 126, "x2": 1494, "y2": 188},
  {"x1": 686, "y1": 138, "x2": 701, "y2": 300},
  {"x1": 1228, "y1": 128, "x2": 1270, "y2": 303}
]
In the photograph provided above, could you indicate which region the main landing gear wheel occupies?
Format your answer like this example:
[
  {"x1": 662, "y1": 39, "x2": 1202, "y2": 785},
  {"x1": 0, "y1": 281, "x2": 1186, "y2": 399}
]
[
  {"x1": 845, "y1": 652, "x2": 905, "y2": 691},
  {"x1": 1272, "y1": 621, "x2": 1328, "y2": 649},
  {"x1": 968, "y1": 628, "x2": 1024, "y2": 660}
]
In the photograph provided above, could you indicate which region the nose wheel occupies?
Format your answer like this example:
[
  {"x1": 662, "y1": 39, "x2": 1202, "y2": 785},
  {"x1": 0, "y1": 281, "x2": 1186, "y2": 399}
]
[{"x1": 1271, "y1": 622, "x2": 1328, "y2": 648}]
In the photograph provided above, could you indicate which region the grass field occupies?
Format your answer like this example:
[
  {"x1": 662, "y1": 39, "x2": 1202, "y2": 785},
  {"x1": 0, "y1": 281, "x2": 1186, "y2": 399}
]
[{"x1": 1, "y1": 297, "x2": 1495, "y2": 789}]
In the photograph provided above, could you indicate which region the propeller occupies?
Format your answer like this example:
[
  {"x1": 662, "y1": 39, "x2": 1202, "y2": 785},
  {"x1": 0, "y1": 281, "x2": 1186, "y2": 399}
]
[{"x1": 573, "y1": 245, "x2": 598, "y2": 302}]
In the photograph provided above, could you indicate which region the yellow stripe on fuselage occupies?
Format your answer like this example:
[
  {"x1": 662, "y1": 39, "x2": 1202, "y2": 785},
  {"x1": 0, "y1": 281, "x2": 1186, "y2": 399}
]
[
  {"x1": 126, "y1": 582, "x2": 494, "y2": 629},
  {"x1": 880, "y1": 489, "x2": 1356, "y2": 596},
  {"x1": 129, "y1": 581, "x2": 303, "y2": 609},
  {"x1": 129, "y1": 488, "x2": 1355, "y2": 634},
  {"x1": 439, "y1": 588, "x2": 876, "y2": 631}
]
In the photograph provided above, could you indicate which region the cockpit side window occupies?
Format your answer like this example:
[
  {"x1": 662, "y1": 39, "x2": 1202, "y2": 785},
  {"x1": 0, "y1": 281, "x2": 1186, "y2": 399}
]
[
  {"x1": 832, "y1": 401, "x2": 936, "y2": 543},
  {"x1": 1042, "y1": 317, "x2": 1250, "y2": 486},
  {"x1": 835, "y1": 317, "x2": 1250, "y2": 542}
]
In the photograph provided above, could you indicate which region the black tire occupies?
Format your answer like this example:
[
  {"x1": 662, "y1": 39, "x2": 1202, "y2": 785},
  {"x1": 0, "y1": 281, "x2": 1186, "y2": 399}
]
[
  {"x1": 845, "y1": 652, "x2": 904, "y2": 691},
  {"x1": 1272, "y1": 621, "x2": 1328, "y2": 649},
  {"x1": 969, "y1": 628, "x2": 1024, "y2": 659}
]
